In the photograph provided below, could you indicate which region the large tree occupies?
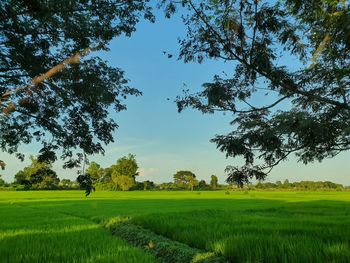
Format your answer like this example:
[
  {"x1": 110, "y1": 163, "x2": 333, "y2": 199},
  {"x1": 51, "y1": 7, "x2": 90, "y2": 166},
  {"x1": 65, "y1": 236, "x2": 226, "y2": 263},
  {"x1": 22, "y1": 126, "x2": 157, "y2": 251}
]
[
  {"x1": 173, "y1": 170, "x2": 197, "y2": 190},
  {"x1": 14, "y1": 156, "x2": 59, "y2": 189},
  {"x1": 0, "y1": 1, "x2": 154, "y2": 192},
  {"x1": 85, "y1": 161, "x2": 104, "y2": 183},
  {"x1": 164, "y1": 0, "x2": 350, "y2": 186},
  {"x1": 111, "y1": 154, "x2": 139, "y2": 191},
  {"x1": 210, "y1": 175, "x2": 218, "y2": 190}
]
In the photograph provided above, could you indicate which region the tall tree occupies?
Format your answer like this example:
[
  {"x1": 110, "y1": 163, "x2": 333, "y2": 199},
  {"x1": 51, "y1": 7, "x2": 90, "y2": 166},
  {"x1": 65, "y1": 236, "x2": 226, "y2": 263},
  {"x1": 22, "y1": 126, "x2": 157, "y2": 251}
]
[
  {"x1": 198, "y1": 179, "x2": 207, "y2": 189},
  {"x1": 0, "y1": 1, "x2": 154, "y2": 193},
  {"x1": 210, "y1": 175, "x2": 218, "y2": 190},
  {"x1": 173, "y1": 170, "x2": 197, "y2": 190},
  {"x1": 163, "y1": 0, "x2": 350, "y2": 186},
  {"x1": 112, "y1": 175, "x2": 135, "y2": 191},
  {"x1": 85, "y1": 161, "x2": 104, "y2": 183},
  {"x1": 14, "y1": 156, "x2": 59, "y2": 189},
  {"x1": 0, "y1": 174, "x2": 5, "y2": 186},
  {"x1": 111, "y1": 154, "x2": 138, "y2": 191}
]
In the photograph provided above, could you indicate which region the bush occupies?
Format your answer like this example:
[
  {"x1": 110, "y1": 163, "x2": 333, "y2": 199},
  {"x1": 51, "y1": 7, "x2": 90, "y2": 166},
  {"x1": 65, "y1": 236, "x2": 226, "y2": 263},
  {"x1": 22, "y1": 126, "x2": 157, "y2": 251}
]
[{"x1": 105, "y1": 217, "x2": 224, "y2": 263}]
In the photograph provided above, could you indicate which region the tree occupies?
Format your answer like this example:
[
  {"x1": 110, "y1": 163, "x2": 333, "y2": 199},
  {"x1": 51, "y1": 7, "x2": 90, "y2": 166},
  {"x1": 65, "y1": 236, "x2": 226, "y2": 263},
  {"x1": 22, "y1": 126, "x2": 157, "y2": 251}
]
[
  {"x1": 111, "y1": 154, "x2": 138, "y2": 191},
  {"x1": 35, "y1": 174, "x2": 59, "y2": 190},
  {"x1": 173, "y1": 170, "x2": 197, "y2": 190},
  {"x1": 143, "y1": 180, "x2": 155, "y2": 190},
  {"x1": 0, "y1": 1, "x2": 154, "y2": 193},
  {"x1": 210, "y1": 175, "x2": 218, "y2": 190},
  {"x1": 101, "y1": 167, "x2": 113, "y2": 183},
  {"x1": 14, "y1": 156, "x2": 59, "y2": 189},
  {"x1": 14, "y1": 170, "x2": 30, "y2": 186},
  {"x1": 59, "y1": 179, "x2": 78, "y2": 189},
  {"x1": 164, "y1": 0, "x2": 350, "y2": 187},
  {"x1": 85, "y1": 162, "x2": 104, "y2": 183},
  {"x1": 112, "y1": 175, "x2": 135, "y2": 191},
  {"x1": 188, "y1": 174, "x2": 198, "y2": 191},
  {"x1": 0, "y1": 174, "x2": 5, "y2": 186},
  {"x1": 198, "y1": 179, "x2": 207, "y2": 189}
]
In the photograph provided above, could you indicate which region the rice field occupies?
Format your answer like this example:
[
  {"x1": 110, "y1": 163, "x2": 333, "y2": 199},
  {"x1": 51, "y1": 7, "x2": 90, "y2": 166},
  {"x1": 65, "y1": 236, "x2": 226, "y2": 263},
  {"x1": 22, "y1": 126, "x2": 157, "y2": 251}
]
[{"x1": 1, "y1": 190, "x2": 350, "y2": 262}]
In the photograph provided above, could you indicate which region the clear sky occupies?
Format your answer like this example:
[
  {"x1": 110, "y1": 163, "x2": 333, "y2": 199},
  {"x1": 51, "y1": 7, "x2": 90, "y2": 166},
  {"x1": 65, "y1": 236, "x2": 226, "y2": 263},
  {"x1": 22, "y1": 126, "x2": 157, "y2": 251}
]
[{"x1": 2, "y1": 9, "x2": 350, "y2": 185}]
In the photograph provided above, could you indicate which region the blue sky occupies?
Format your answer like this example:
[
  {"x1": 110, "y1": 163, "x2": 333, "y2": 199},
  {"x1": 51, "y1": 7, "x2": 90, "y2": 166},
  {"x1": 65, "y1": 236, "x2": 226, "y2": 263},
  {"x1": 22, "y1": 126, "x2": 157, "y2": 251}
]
[{"x1": 2, "y1": 9, "x2": 350, "y2": 185}]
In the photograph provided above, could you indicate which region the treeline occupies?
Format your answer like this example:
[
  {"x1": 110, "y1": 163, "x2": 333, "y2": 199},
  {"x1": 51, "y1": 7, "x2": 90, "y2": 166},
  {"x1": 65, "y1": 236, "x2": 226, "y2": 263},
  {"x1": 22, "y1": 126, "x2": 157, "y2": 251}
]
[
  {"x1": 0, "y1": 156, "x2": 80, "y2": 191},
  {"x1": 251, "y1": 180, "x2": 348, "y2": 191},
  {"x1": 0, "y1": 154, "x2": 349, "y2": 191}
]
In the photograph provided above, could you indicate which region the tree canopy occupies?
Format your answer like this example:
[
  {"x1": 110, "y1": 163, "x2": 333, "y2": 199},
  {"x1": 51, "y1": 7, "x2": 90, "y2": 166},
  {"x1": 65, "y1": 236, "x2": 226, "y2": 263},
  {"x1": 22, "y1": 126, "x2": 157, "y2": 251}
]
[
  {"x1": 0, "y1": 1, "x2": 153, "y2": 174},
  {"x1": 111, "y1": 154, "x2": 139, "y2": 191},
  {"x1": 163, "y1": 0, "x2": 350, "y2": 186},
  {"x1": 85, "y1": 161, "x2": 104, "y2": 183},
  {"x1": 173, "y1": 170, "x2": 197, "y2": 190},
  {"x1": 210, "y1": 175, "x2": 218, "y2": 190},
  {"x1": 14, "y1": 156, "x2": 59, "y2": 189}
]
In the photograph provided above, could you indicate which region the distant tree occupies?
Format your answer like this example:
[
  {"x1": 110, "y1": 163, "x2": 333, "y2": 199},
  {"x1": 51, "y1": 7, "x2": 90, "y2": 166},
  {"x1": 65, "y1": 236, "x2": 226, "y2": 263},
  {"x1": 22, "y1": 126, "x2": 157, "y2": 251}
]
[
  {"x1": 0, "y1": 175, "x2": 5, "y2": 186},
  {"x1": 14, "y1": 157, "x2": 59, "y2": 189},
  {"x1": 283, "y1": 179, "x2": 290, "y2": 188},
  {"x1": 143, "y1": 181, "x2": 149, "y2": 190},
  {"x1": 111, "y1": 154, "x2": 139, "y2": 178},
  {"x1": 101, "y1": 167, "x2": 113, "y2": 183},
  {"x1": 198, "y1": 180, "x2": 208, "y2": 190},
  {"x1": 143, "y1": 180, "x2": 155, "y2": 190},
  {"x1": 255, "y1": 180, "x2": 345, "y2": 190},
  {"x1": 111, "y1": 154, "x2": 138, "y2": 191},
  {"x1": 157, "y1": 182, "x2": 177, "y2": 190},
  {"x1": 35, "y1": 174, "x2": 60, "y2": 190},
  {"x1": 59, "y1": 179, "x2": 78, "y2": 189},
  {"x1": 173, "y1": 170, "x2": 196, "y2": 190},
  {"x1": 188, "y1": 175, "x2": 198, "y2": 191},
  {"x1": 14, "y1": 170, "x2": 30, "y2": 186},
  {"x1": 86, "y1": 162, "x2": 104, "y2": 183},
  {"x1": 210, "y1": 175, "x2": 218, "y2": 190},
  {"x1": 113, "y1": 175, "x2": 135, "y2": 191},
  {"x1": 276, "y1": 181, "x2": 282, "y2": 187}
]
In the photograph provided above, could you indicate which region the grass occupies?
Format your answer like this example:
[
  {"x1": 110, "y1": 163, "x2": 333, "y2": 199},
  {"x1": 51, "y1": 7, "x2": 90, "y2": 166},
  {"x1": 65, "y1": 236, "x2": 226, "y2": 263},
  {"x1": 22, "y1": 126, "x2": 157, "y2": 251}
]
[
  {"x1": 0, "y1": 190, "x2": 350, "y2": 262},
  {"x1": 0, "y1": 197, "x2": 157, "y2": 263}
]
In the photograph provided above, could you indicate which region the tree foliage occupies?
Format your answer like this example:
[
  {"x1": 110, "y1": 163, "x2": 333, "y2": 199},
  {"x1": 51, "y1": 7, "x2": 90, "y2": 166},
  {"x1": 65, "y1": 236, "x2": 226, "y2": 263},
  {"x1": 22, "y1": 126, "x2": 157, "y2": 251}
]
[
  {"x1": 112, "y1": 175, "x2": 135, "y2": 191},
  {"x1": 0, "y1": 174, "x2": 5, "y2": 186},
  {"x1": 0, "y1": 1, "x2": 154, "y2": 180},
  {"x1": 163, "y1": 0, "x2": 350, "y2": 186},
  {"x1": 14, "y1": 156, "x2": 59, "y2": 189},
  {"x1": 173, "y1": 170, "x2": 197, "y2": 190},
  {"x1": 85, "y1": 161, "x2": 104, "y2": 183},
  {"x1": 111, "y1": 154, "x2": 138, "y2": 191},
  {"x1": 254, "y1": 180, "x2": 344, "y2": 190},
  {"x1": 111, "y1": 154, "x2": 139, "y2": 178},
  {"x1": 210, "y1": 175, "x2": 218, "y2": 190},
  {"x1": 198, "y1": 179, "x2": 208, "y2": 189}
]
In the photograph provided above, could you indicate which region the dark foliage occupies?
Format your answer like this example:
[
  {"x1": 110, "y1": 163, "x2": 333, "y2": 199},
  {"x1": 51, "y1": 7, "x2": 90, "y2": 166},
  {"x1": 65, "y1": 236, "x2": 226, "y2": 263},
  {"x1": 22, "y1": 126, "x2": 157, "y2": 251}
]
[
  {"x1": 0, "y1": 1, "x2": 154, "y2": 192},
  {"x1": 77, "y1": 173, "x2": 95, "y2": 196},
  {"x1": 162, "y1": 0, "x2": 350, "y2": 186}
]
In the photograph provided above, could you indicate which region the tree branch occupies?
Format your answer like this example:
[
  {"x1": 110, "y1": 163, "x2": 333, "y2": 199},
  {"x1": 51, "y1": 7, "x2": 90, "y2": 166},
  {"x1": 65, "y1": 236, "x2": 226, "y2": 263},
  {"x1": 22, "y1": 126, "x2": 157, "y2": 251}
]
[{"x1": 187, "y1": 1, "x2": 350, "y2": 110}]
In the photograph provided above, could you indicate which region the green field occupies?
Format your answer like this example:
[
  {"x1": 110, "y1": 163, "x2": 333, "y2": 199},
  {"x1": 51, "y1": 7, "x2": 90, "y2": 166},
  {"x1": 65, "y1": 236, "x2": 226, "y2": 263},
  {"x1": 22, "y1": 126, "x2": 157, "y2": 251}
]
[{"x1": 1, "y1": 190, "x2": 350, "y2": 262}]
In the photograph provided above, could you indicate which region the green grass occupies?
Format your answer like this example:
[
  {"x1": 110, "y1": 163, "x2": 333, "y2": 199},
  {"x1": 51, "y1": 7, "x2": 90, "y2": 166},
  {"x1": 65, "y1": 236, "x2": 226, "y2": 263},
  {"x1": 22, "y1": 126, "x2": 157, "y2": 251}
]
[{"x1": 1, "y1": 190, "x2": 350, "y2": 262}]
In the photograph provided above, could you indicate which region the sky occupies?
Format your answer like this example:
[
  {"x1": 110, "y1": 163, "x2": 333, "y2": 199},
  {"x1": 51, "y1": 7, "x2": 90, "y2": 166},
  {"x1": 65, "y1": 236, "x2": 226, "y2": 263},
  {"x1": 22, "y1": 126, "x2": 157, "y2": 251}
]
[{"x1": 2, "y1": 8, "x2": 350, "y2": 185}]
